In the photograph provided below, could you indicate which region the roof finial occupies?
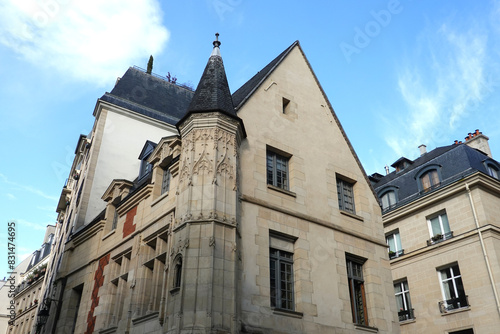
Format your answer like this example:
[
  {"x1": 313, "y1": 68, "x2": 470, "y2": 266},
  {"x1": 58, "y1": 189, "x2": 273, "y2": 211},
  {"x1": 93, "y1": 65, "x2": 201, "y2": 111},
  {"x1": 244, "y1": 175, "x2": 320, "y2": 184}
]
[{"x1": 213, "y1": 32, "x2": 221, "y2": 48}]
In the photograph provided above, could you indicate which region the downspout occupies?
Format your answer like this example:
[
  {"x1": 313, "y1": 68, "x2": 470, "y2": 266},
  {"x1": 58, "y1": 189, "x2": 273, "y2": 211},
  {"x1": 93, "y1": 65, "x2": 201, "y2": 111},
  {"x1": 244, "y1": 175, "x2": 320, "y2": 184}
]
[{"x1": 465, "y1": 182, "x2": 500, "y2": 317}]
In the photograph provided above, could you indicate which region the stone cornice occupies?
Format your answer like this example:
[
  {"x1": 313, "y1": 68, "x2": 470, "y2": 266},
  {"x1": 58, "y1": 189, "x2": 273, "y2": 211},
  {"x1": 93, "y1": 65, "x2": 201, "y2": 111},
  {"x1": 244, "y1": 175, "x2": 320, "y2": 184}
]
[{"x1": 240, "y1": 194, "x2": 387, "y2": 247}]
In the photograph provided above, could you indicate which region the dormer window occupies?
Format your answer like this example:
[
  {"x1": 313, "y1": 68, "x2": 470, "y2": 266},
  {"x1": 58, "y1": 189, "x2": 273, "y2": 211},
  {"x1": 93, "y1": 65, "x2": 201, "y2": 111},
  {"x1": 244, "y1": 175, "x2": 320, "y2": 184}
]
[
  {"x1": 138, "y1": 140, "x2": 157, "y2": 179},
  {"x1": 381, "y1": 191, "x2": 396, "y2": 210},
  {"x1": 415, "y1": 165, "x2": 442, "y2": 193},
  {"x1": 391, "y1": 157, "x2": 413, "y2": 173},
  {"x1": 484, "y1": 160, "x2": 500, "y2": 179}
]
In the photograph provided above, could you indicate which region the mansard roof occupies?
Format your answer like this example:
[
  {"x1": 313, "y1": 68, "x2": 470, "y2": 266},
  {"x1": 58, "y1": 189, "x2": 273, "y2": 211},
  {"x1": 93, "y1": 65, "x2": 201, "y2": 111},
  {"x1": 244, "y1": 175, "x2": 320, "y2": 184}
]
[
  {"x1": 372, "y1": 143, "x2": 499, "y2": 210},
  {"x1": 99, "y1": 67, "x2": 194, "y2": 126}
]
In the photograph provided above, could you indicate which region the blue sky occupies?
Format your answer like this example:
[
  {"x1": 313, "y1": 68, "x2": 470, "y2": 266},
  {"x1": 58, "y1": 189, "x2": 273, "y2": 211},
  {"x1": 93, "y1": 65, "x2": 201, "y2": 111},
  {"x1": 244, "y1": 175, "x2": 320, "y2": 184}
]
[{"x1": 1, "y1": 0, "x2": 500, "y2": 278}]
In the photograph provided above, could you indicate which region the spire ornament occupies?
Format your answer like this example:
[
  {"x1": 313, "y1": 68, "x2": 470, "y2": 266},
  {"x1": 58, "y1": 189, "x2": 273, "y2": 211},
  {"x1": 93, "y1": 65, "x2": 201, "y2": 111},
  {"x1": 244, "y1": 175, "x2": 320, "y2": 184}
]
[{"x1": 213, "y1": 33, "x2": 221, "y2": 48}]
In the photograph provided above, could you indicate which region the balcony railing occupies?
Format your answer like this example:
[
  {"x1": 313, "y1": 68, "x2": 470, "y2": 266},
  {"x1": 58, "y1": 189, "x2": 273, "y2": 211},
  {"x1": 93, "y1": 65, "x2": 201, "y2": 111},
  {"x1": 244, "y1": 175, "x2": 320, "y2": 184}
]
[
  {"x1": 427, "y1": 231, "x2": 454, "y2": 246},
  {"x1": 389, "y1": 249, "x2": 405, "y2": 259},
  {"x1": 438, "y1": 295, "x2": 469, "y2": 313},
  {"x1": 398, "y1": 308, "x2": 415, "y2": 321}
]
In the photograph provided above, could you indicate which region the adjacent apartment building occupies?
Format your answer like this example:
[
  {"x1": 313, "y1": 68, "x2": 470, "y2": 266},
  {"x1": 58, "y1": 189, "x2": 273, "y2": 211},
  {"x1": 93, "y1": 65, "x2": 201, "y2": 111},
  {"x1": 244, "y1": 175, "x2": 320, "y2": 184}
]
[
  {"x1": 4, "y1": 225, "x2": 55, "y2": 334},
  {"x1": 371, "y1": 131, "x2": 500, "y2": 334},
  {"x1": 33, "y1": 37, "x2": 399, "y2": 334}
]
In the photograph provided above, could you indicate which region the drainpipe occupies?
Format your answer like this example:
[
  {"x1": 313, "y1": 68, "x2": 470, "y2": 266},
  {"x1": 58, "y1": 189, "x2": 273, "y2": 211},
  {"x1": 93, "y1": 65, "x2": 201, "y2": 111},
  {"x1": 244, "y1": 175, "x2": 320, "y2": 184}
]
[{"x1": 465, "y1": 182, "x2": 500, "y2": 317}]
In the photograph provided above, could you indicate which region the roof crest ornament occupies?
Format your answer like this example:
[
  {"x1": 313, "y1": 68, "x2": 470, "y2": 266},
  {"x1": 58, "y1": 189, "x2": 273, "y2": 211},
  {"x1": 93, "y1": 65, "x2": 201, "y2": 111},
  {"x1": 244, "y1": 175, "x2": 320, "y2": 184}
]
[{"x1": 213, "y1": 32, "x2": 221, "y2": 48}]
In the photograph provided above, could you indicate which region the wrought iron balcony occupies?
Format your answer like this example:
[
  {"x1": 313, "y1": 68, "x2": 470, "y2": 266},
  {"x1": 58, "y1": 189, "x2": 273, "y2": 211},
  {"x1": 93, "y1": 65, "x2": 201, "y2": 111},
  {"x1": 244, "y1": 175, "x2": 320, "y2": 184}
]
[
  {"x1": 389, "y1": 249, "x2": 405, "y2": 259},
  {"x1": 398, "y1": 308, "x2": 415, "y2": 321},
  {"x1": 438, "y1": 295, "x2": 469, "y2": 313},
  {"x1": 427, "y1": 231, "x2": 453, "y2": 246}
]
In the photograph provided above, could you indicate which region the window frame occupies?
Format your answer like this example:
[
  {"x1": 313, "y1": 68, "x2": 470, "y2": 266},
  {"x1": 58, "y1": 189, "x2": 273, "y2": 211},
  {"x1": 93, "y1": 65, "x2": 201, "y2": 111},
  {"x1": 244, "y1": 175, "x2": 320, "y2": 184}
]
[
  {"x1": 270, "y1": 248, "x2": 295, "y2": 311},
  {"x1": 378, "y1": 186, "x2": 399, "y2": 211},
  {"x1": 161, "y1": 168, "x2": 171, "y2": 195},
  {"x1": 386, "y1": 230, "x2": 403, "y2": 259},
  {"x1": 484, "y1": 160, "x2": 500, "y2": 179},
  {"x1": 438, "y1": 263, "x2": 468, "y2": 312},
  {"x1": 337, "y1": 177, "x2": 356, "y2": 214},
  {"x1": 415, "y1": 164, "x2": 442, "y2": 193},
  {"x1": 427, "y1": 211, "x2": 452, "y2": 243},
  {"x1": 346, "y1": 254, "x2": 368, "y2": 325},
  {"x1": 266, "y1": 148, "x2": 290, "y2": 191},
  {"x1": 394, "y1": 279, "x2": 413, "y2": 321}
]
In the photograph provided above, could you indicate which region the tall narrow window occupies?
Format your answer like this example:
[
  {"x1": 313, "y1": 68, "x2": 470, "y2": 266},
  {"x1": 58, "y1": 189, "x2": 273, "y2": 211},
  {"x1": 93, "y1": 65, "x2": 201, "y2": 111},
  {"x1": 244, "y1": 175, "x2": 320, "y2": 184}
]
[
  {"x1": 386, "y1": 231, "x2": 403, "y2": 259},
  {"x1": 174, "y1": 256, "x2": 182, "y2": 288},
  {"x1": 270, "y1": 248, "x2": 294, "y2": 310},
  {"x1": 346, "y1": 255, "x2": 368, "y2": 325},
  {"x1": 438, "y1": 264, "x2": 468, "y2": 312},
  {"x1": 161, "y1": 169, "x2": 171, "y2": 195},
  {"x1": 111, "y1": 209, "x2": 118, "y2": 230},
  {"x1": 427, "y1": 212, "x2": 452, "y2": 244},
  {"x1": 337, "y1": 178, "x2": 355, "y2": 214},
  {"x1": 394, "y1": 280, "x2": 414, "y2": 321},
  {"x1": 267, "y1": 150, "x2": 289, "y2": 190}
]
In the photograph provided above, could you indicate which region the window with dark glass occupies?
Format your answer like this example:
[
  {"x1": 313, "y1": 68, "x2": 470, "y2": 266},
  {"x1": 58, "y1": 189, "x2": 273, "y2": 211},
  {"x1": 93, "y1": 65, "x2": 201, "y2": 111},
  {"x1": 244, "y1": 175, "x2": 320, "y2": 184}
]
[
  {"x1": 394, "y1": 280, "x2": 414, "y2": 321},
  {"x1": 174, "y1": 257, "x2": 182, "y2": 288},
  {"x1": 346, "y1": 255, "x2": 368, "y2": 325},
  {"x1": 111, "y1": 209, "x2": 118, "y2": 230},
  {"x1": 161, "y1": 168, "x2": 171, "y2": 195},
  {"x1": 267, "y1": 150, "x2": 289, "y2": 190},
  {"x1": 270, "y1": 248, "x2": 294, "y2": 311},
  {"x1": 337, "y1": 178, "x2": 355, "y2": 214},
  {"x1": 438, "y1": 264, "x2": 468, "y2": 312}
]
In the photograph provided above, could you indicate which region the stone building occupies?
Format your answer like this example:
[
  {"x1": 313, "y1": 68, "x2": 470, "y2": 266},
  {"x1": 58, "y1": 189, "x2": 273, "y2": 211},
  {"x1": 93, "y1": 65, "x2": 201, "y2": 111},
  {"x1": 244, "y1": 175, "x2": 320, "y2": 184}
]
[
  {"x1": 36, "y1": 37, "x2": 399, "y2": 333},
  {"x1": 371, "y1": 131, "x2": 500, "y2": 333},
  {"x1": 4, "y1": 225, "x2": 55, "y2": 334}
]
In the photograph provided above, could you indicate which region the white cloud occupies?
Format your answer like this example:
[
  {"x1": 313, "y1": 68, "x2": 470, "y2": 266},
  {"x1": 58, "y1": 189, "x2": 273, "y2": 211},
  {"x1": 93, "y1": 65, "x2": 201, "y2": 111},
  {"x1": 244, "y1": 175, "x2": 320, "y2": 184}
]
[
  {"x1": 0, "y1": 0, "x2": 169, "y2": 85},
  {"x1": 16, "y1": 219, "x2": 48, "y2": 231},
  {"x1": 385, "y1": 20, "x2": 494, "y2": 157},
  {"x1": 7, "y1": 193, "x2": 16, "y2": 200},
  {"x1": 0, "y1": 173, "x2": 58, "y2": 201}
]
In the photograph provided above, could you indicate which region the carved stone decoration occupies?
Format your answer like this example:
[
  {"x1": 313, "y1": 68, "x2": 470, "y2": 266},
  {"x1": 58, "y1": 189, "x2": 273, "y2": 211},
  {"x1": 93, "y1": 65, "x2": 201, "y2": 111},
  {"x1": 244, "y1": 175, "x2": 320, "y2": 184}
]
[
  {"x1": 209, "y1": 236, "x2": 215, "y2": 247},
  {"x1": 232, "y1": 243, "x2": 237, "y2": 253}
]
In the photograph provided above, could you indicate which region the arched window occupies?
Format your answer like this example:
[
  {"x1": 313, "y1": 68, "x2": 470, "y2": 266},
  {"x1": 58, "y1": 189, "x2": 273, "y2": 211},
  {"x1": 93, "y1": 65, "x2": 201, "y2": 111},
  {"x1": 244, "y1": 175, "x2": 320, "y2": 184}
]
[
  {"x1": 415, "y1": 165, "x2": 442, "y2": 193},
  {"x1": 173, "y1": 256, "x2": 182, "y2": 288},
  {"x1": 378, "y1": 187, "x2": 398, "y2": 211},
  {"x1": 484, "y1": 160, "x2": 500, "y2": 179}
]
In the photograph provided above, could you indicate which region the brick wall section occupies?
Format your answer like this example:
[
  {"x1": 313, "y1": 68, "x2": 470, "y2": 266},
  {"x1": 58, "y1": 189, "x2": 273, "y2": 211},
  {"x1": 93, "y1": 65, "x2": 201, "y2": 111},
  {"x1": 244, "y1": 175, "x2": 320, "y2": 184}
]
[
  {"x1": 85, "y1": 253, "x2": 110, "y2": 334},
  {"x1": 123, "y1": 206, "x2": 137, "y2": 238}
]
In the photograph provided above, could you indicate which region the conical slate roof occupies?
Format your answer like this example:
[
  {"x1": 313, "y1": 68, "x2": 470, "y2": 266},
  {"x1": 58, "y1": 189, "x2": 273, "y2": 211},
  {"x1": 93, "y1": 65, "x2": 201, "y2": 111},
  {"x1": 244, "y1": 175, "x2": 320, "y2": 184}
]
[{"x1": 182, "y1": 34, "x2": 237, "y2": 119}]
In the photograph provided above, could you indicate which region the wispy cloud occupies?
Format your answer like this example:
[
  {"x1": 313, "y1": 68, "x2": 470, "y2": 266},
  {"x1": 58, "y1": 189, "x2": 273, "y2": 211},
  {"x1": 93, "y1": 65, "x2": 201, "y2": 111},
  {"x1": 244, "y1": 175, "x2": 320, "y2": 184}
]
[
  {"x1": 0, "y1": 0, "x2": 169, "y2": 85},
  {"x1": 0, "y1": 173, "x2": 58, "y2": 201},
  {"x1": 7, "y1": 193, "x2": 16, "y2": 200},
  {"x1": 16, "y1": 219, "x2": 48, "y2": 232},
  {"x1": 385, "y1": 19, "x2": 495, "y2": 157}
]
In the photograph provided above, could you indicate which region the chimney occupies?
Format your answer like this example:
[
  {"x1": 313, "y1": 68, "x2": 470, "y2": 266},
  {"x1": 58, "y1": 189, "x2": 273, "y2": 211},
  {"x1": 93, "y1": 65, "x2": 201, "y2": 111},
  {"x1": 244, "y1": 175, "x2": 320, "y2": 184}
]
[
  {"x1": 384, "y1": 165, "x2": 390, "y2": 175},
  {"x1": 464, "y1": 129, "x2": 492, "y2": 158},
  {"x1": 418, "y1": 144, "x2": 427, "y2": 156}
]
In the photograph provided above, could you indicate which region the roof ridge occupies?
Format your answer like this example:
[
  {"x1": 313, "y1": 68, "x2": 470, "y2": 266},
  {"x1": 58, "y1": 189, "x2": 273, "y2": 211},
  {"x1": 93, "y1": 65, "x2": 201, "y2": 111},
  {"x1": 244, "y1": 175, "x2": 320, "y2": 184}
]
[{"x1": 232, "y1": 40, "x2": 299, "y2": 110}]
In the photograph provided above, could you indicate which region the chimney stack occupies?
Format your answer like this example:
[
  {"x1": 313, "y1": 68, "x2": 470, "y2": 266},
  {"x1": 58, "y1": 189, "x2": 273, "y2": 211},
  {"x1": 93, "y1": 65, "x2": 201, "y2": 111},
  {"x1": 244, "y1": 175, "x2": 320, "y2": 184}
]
[
  {"x1": 463, "y1": 129, "x2": 492, "y2": 158},
  {"x1": 418, "y1": 144, "x2": 427, "y2": 156},
  {"x1": 384, "y1": 165, "x2": 390, "y2": 175}
]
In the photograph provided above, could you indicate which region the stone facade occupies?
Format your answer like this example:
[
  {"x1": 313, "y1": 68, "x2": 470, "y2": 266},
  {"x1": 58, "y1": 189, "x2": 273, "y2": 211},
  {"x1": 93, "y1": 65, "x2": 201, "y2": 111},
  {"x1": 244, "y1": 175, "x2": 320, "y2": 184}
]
[
  {"x1": 6, "y1": 225, "x2": 55, "y2": 334},
  {"x1": 36, "y1": 39, "x2": 399, "y2": 334},
  {"x1": 372, "y1": 133, "x2": 500, "y2": 334}
]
